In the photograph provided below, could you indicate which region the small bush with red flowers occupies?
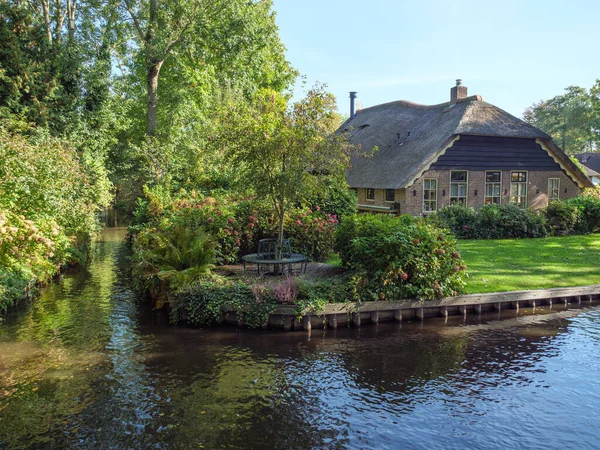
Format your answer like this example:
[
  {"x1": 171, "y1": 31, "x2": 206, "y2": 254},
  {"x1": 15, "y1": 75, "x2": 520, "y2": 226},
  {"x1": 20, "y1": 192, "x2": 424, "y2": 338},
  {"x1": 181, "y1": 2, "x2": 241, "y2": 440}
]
[
  {"x1": 286, "y1": 206, "x2": 338, "y2": 262},
  {"x1": 335, "y1": 214, "x2": 466, "y2": 301}
]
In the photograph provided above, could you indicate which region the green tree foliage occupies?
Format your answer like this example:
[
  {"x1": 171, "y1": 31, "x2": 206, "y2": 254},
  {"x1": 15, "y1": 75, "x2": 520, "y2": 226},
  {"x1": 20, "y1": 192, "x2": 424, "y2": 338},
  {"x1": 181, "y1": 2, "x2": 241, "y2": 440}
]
[
  {"x1": 523, "y1": 84, "x2": 599, "y2": 154},
  {"x1": 216, "y1": 86, "x2": 351, "y2": 257}
]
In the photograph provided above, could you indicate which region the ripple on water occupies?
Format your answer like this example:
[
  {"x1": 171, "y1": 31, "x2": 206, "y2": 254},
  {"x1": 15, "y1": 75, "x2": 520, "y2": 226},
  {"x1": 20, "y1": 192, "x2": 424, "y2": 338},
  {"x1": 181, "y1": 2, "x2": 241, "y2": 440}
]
[{"x1": 2, "y1": 230, "x2": 600, "y2": 449}]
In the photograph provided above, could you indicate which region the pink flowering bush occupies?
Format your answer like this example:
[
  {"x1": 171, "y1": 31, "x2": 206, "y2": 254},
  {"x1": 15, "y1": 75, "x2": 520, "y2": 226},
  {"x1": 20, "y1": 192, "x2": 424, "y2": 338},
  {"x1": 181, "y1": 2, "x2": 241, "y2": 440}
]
[{"x1": 286, "y1": 207, "x2": 337, "y2": 261}]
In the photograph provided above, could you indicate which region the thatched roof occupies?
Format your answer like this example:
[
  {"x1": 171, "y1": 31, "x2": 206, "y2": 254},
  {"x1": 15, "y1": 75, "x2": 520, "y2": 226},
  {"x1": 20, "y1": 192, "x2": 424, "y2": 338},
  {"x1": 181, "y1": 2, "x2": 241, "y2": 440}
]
[
  {"x1": 574, "y1": 153, "x2": 600, "y2": 173},
  {"x1": 343, "y1": 95, "x2": 592, "y2": 189},
  {"x1": 583, "y1": 164, "x2": 600, "y2": 178}
]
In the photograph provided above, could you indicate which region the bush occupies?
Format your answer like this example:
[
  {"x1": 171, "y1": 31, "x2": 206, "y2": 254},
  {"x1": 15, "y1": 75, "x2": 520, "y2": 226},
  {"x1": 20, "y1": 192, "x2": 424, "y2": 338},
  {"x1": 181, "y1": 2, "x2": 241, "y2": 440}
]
[
  {"x1": 131, "y1": 188, "x2": 339, "y2": 264},
  {"x1": 428, "y1": 204, "x2": 478, "y2": 239},
  {"x1": 0, "y1": 127, "x2": 112, "y2": 312},
  {"x1": 567, "y1": 195, "x2": 600, "y2": 234},
  {"x1": 428, "y1": 204, "x2": 549, "y2": 239},
  {"x1": 171, "y1": 277, "x2": 283, "y2": 328},
  {"x1": 336, "y1": 214, "x2": 466, "y2": 301},
  {"x1": 131, "y1": 223, "x2": 216, "y2": 298},
  {"x1": 544, "y1": 201, "x2": 580, "y2": 236},
  {"x1": 286, "y1": 207, "x2": 337, "y2": 261}
]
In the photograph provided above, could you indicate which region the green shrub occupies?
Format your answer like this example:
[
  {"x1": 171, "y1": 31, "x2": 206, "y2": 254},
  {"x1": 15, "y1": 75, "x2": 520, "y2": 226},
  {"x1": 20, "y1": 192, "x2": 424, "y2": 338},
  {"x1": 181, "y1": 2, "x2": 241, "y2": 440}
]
[
  {"x1": 286, "y1": 207, "x2": 337, "y2": 261},
  {"x1": 0, "y1": 127, "x2": 111, "y2": 311},
  {"x1": 131, "y1": 223, "x2": 216, "y2": 295},
  {"x1": 336, "y1": 214, "x2": 466, "y2": 301},
  {"x1": 171, "y1": 278, "x2": 277, "y2": 328},
  {"x1": 567, "y1": 195, "x2": 600, "y2": 234},
  {"x1": 428, "y1": 204, "x2": 478, "y2": 238},
  {"x1": 428, "y1": 204, "x2": 548, "y2": 239},
  {"x1": 544, "y1": 201, "x2": 580, "y2": 236}
]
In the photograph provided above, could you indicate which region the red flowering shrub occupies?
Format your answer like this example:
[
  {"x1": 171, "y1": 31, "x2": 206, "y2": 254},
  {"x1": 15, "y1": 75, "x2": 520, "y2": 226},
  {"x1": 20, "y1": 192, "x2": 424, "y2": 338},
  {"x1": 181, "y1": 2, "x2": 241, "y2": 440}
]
[{"x1": 286, "y1": 207, "x2": 337, "y2": 261}]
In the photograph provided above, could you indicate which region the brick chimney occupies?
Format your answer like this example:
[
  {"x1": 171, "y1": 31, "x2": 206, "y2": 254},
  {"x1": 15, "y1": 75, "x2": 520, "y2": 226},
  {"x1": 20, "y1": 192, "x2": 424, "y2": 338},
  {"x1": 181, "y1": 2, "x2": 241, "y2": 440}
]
[{"x1": 450, "y1": 79, "x2": 468, "y2": 103}]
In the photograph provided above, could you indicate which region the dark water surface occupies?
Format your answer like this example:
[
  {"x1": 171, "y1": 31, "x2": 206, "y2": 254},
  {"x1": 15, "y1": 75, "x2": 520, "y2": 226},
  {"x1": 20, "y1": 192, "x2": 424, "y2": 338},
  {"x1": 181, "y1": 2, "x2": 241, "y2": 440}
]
[{"x1": 1, "y1": 229, "x2": 600, "y2": 449}]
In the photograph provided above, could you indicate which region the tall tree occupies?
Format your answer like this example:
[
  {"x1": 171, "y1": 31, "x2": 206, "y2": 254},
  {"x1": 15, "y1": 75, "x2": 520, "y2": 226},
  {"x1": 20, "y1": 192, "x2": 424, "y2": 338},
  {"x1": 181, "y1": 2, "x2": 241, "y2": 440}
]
[
  {"x1": 524, "y1": 85, "x2": 598, "y2": 154},
  {"x1": 120, "y1": 0, "x2": 295, "y2": 138}
]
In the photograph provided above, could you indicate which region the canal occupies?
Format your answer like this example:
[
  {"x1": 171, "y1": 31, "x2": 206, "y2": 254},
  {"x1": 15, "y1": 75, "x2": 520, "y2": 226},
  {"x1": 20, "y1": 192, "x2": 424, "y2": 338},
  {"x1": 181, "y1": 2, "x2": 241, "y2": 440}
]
[{"x1": 1, "y1": 228, "x2": 600, "y2": 449}]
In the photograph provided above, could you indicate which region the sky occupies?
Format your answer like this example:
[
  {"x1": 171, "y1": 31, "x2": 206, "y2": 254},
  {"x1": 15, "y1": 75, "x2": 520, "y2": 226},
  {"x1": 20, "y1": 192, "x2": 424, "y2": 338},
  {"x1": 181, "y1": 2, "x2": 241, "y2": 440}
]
[{"x1": 271, "y1": 0, "x2": 600, "y2": 118}]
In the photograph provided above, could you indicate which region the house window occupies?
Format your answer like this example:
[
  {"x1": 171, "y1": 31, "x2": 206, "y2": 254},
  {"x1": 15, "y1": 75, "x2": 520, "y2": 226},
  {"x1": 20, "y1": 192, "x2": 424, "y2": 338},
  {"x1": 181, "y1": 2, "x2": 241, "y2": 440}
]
[
  {"x1": 423, "y1": 179, "x2": 438, "y2": 212},
  {"x1": 385, "y1": 189, "x2": 395, "y2": 202},
  {"x1": 548, "y1": 178, "x2": 560, "y2": 201},
  {"x1": 510, "y1": 171, "x2": 528, "y2": 208},
  {"x1": 450, "y1": 171, "x2": 468, "y2": 205},
  {"x1": 485, "y1": 171, "x2": 502, "y2": 204},
  {"x1": 366, "y1": 188, "x2": 375, "y2": 201}
]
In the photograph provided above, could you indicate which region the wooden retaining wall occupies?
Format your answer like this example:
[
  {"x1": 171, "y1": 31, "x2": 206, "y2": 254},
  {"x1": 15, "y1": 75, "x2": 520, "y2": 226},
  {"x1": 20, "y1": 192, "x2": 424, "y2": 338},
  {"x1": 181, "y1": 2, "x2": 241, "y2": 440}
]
[{"x1": 222, "y1": 284, "x2": 600, "y2": 331}]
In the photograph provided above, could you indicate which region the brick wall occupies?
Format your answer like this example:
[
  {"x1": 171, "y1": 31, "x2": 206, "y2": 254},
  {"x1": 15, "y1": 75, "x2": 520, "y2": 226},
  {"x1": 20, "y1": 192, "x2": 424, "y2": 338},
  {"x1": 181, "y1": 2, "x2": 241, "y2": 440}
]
[{"x1": 402, "y1": 169, "x2": 581, "y2": 216}]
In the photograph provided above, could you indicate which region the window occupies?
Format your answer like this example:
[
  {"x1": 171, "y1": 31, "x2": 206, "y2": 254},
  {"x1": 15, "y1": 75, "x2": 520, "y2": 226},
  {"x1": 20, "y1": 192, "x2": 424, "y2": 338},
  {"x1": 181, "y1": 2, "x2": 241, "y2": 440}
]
[
  {"x1": 485, "y1": 171, "x2": 502, "y2": 204},
  {"x1": 450, "y1": 171, "x2": 468, "y2": 205},
  {"x1": 423, "y1": 179, "x2": 438, "y2": 212},
  {"x1": 366, "y1": 188, "x2": 375, "y2": 201},
  {"x1": 548, "y1": 178, "x2": 560, "y2": 201},
  {"x1": 510, "y1": 171, "x2": 528, "y2": 208},
  {"x1": 385, "y1": 189, "x2": 395, "y2": 202}
]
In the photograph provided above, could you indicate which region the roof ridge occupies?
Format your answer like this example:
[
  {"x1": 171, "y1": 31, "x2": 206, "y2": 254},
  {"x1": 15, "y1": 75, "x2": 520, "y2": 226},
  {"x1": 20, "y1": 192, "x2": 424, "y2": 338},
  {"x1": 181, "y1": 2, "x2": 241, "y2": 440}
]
[{"x1": 355, "y1": 95, "x2": 483, "y2": 115}]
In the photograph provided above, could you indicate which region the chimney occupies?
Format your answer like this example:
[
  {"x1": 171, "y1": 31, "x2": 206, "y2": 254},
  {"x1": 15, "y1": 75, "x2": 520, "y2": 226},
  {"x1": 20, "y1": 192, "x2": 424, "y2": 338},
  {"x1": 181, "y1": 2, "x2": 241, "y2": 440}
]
[
  {"x1": 450, "y1": 79, "x2": 468, "y2": 103},
  {"x1": 349, "y1": 91, "x2": 357, "y2": 119}
]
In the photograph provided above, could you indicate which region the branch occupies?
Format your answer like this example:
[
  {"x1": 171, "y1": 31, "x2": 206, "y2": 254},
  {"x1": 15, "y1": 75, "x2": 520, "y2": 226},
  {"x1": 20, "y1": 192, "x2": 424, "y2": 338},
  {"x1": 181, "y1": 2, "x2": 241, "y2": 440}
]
[{"x1": 122, "y1": 0, "x2": 144, "y2": 42}]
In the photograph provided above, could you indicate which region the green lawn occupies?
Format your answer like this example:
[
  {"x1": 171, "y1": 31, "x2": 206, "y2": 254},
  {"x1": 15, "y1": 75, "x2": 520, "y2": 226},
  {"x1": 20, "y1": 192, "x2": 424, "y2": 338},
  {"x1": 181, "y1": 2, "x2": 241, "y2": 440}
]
[{"x1": 459, "y1": 234, "x2": 600, "y2": 294}]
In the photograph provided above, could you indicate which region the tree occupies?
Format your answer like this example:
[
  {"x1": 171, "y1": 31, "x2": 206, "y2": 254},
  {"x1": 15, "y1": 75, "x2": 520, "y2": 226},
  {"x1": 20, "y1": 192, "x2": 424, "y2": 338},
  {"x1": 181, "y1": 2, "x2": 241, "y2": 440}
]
[
  {"x1": 523, "y1": 85, "x2": 598, "y2": 154},
  {"x1": 120, "y1": 0, "x2": 296, "y2": 137},
  {"x1": 217, "y1": 86, "x2": 351, "y2": 258}
]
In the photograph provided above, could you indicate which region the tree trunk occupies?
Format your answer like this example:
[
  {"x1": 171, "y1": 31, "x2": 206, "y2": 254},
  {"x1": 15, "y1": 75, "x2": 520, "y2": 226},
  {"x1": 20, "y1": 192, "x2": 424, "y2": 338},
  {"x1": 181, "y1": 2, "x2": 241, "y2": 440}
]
[
  {"x1": 146, "y1": 60, "x2": 163, "y2": 137},
  {"x1": 40, "y1": 0, "x2": 52, "y2": 45}
]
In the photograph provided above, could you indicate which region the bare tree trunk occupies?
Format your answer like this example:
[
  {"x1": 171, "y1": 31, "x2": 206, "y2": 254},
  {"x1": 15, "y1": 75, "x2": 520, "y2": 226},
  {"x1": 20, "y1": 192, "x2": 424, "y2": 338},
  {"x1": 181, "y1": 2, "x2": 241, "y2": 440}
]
[
  {"x1": 146, "y1": 60, "x2": 163, "y2": 137},
  {"x1": 67, "y1": 0, "x2": 76, "y2": 41},
  {"x1": 40, "y1": 0, "x2": 52, "y2": 45}
]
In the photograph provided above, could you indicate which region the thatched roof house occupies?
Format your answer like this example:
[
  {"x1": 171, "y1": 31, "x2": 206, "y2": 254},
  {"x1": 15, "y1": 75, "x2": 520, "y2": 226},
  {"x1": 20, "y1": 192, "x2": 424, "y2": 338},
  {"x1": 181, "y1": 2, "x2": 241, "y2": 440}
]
[{"x1": 342, "y1": 81, "x2": 592, "y2": 215}]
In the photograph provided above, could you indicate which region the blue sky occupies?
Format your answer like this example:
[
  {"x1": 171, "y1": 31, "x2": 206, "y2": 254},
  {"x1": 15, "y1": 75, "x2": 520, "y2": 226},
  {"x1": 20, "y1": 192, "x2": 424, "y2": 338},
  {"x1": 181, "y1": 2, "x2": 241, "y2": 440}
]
[{"x1": 272, "y1": 0, "x2": 600, "y2": 118}]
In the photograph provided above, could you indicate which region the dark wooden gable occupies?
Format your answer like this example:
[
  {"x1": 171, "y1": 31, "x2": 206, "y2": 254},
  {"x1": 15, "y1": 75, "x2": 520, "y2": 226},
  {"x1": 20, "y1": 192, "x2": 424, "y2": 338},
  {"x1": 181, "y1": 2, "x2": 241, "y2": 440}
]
[{"x1": 430, "y1": 135, "x2": 563, "y2": 171}]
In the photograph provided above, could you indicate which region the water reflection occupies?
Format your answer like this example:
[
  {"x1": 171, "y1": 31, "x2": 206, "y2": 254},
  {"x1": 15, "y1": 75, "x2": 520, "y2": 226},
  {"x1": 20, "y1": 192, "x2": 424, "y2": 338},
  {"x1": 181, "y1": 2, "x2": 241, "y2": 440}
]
[{"x1": 1, "y1": 229, "x2": 600, "y2": 449}]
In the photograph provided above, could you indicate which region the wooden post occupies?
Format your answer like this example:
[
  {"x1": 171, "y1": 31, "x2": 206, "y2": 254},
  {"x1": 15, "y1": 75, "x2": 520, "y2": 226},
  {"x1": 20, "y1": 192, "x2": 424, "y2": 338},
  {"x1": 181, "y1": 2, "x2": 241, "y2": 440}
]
[
  {"x1": 513, "y1": 301, "x2": 519, "y2": 312},
  {"x1": 565, "y1": 297, "x2": 569, "y2": 306},
  {"x1": 353, "y1": 312, "x2": 361, "y2": 327},
  {"x1": 494, "y1": 303, "x2": 501, "y2": 312},
  {"x1": 370, "y1": 311, "x2": 379, "y2": 325},
  {"x1": 416, "y1": 307, "x2": 424, "y2": 320},
  {"x1": 394, "y1": 308, "x2": 403, "y2": 322},
  {"x1": 529, "y1": 299, "x2": 536, "y2": 308},
  {"x1": 474, "y1": 304, "x2": 482, "y2": 314},
  {"x1": 328, "y1": 315, "x2": 338, "y2": 330},
  {"x1": 459, "y1": 305, "x2": 467, "y2": 317},
  {"x1": 548, "y1": 297, "x2": 553, "y2": 308},
  {"x1": 303, "y1": 315, "x2": 312, "y2": 332},
  {"x1": 440, "y1": 306, "x2": 448, "y2": 318}
]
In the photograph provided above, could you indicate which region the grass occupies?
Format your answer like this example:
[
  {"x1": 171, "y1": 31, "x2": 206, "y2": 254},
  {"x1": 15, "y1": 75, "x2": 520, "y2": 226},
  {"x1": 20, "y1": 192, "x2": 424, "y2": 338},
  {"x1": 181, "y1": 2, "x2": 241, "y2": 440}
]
[{"x1": 459, "y1": 234, "x2": 600, "y2": 294}]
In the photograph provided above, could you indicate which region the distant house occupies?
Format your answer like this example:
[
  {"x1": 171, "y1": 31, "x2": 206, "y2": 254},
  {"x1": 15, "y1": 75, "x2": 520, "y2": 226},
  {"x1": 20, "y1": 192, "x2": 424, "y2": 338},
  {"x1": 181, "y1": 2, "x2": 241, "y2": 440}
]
[
  {"x1": 574, "y1": 153, "x2": 600, "y2": 185},
  {"x1": 582, "y1": 165, "x2": 600, "y2": 186},
  {"x1": 342, "y1": 81, "x2": 593, "y2": 216}
]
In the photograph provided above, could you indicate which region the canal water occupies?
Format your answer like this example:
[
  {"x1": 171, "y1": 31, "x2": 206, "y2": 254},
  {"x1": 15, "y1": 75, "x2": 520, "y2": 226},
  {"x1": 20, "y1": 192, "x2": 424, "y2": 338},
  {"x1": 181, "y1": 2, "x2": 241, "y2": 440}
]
[{"x1": 1, "y1": 228, "x2": 600, "y2": 449}]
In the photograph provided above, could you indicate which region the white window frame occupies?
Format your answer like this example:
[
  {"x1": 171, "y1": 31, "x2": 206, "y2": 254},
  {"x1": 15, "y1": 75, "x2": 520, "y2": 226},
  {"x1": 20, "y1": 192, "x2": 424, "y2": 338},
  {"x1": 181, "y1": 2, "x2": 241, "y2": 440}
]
[
  {"x1": 385, "y1": 189, "x2": 395, "y2": 203},
  {"x1": 548, "y1": 178, "x2": 560, "y2": 201},
  {"x1": 485, "y1": 171, "x2": 502, "y2": 205},
  {"x1": 366, "y1": 188, "x2": 375, "y2": 202},
  {"x1": 423, "y1": 179, "x2": 438, "y2": 212},
  {"x1": 510, "y1": 171, "x2": 528, "y2": 208},
  {"x1": 450, "y1": 170, "x2": 468, "y2": 206}
]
